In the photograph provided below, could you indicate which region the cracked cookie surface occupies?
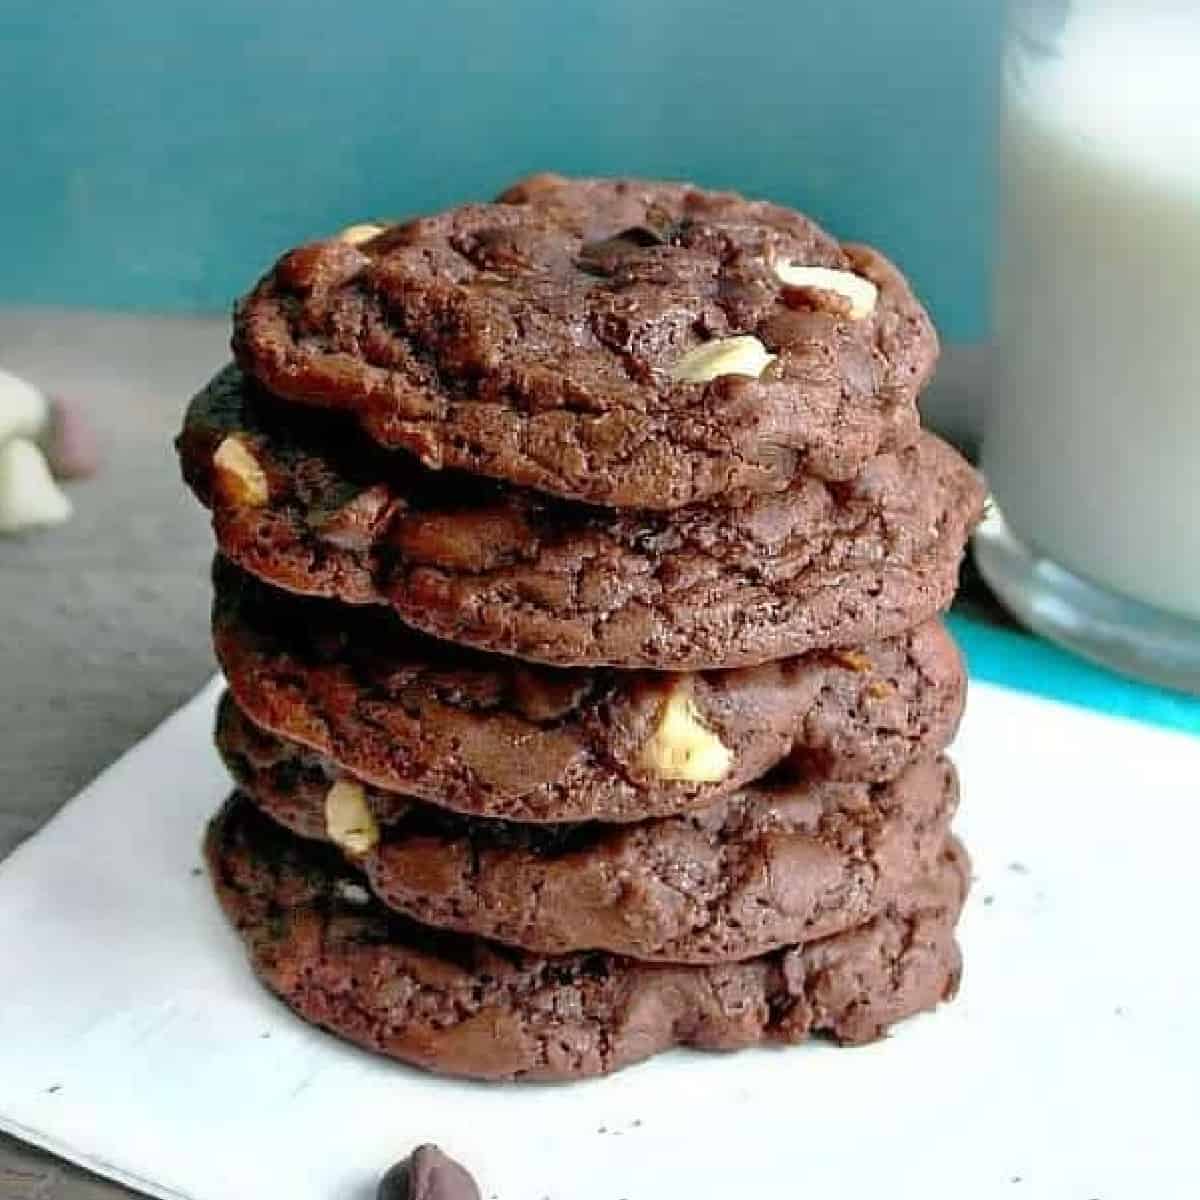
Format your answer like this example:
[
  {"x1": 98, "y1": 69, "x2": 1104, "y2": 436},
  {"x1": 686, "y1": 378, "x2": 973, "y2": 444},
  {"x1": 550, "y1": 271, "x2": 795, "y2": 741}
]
[
  {"x1": 213, "y1": 562, "x2": 966, "y2": 823},
  {"x1": 183, "y1": 367, "x2": 982, "y2": 669},
  {"x1": 217, "y1": 695, "x2": 957, "y2": 963},
  {"x1": 232, "y1": 175, "x2": 938, "y2": 510}
]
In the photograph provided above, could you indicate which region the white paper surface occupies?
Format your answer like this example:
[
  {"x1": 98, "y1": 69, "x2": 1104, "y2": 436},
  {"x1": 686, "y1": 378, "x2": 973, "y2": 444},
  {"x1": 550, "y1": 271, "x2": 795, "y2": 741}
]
[{"x1": 1, "y1": 676, "x2": 1198, "y2": 1200}]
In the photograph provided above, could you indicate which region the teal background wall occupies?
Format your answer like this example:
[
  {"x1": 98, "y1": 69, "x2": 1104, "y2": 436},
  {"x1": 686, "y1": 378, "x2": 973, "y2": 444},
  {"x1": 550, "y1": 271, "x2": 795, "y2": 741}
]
[{"x1": 0, "y1": 0, "x2": 1003, "y2": 339}]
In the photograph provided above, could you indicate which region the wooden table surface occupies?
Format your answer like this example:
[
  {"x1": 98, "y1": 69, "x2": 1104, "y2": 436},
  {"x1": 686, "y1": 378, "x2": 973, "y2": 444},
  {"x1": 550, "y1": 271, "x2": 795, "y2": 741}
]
[{"x1": 0, "y1": 309, "x2": 988, "y2": 1198}]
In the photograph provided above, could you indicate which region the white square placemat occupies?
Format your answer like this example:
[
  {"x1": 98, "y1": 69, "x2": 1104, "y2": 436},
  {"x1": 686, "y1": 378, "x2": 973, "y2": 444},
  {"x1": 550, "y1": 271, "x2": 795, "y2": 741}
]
[{"x1": 1, "y1": 677, "x2": 1197, "y2": 1199}]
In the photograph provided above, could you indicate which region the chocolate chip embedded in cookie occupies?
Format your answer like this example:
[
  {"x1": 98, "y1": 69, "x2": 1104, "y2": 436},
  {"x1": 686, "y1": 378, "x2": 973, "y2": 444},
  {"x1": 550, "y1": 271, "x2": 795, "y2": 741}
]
[
  {"x1": 217, "y1": 697, "x2": 958, "y2": 963},
  {"x1": 206, "y1": 795, "x2": 969, "y2": 1081},
  {"x1": 181, "y1": 367, "x2": 983, "y2": 669},
  {"x1": 231, "y1": 176, "x2": 938, "y2": 510},
  {"x1": 212, "y1": 562, "x2": 966, "y2": 823}
]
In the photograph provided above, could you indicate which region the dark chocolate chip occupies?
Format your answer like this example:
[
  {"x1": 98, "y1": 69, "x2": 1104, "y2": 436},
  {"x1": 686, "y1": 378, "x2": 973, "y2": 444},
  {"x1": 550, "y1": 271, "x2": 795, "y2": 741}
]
[
  {"x1": 41, "y1": 396, "x2": 101, "y2": 480},
  {"x1": 378, "y1": 1145, "x2": 481, "y2": 1200},
  {"x1": 607, "y1": 225, "x2": 667, "y2": 247},
  {"x1": 577, "y1": 213, "x2": 684, "y2": 269}
]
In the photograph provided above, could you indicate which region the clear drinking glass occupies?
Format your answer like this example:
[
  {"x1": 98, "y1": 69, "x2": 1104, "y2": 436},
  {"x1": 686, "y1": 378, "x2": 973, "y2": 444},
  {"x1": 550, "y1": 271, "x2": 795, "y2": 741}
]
[{"x1": 976, "y1": 0, "x2": 1200, "y2": 692}]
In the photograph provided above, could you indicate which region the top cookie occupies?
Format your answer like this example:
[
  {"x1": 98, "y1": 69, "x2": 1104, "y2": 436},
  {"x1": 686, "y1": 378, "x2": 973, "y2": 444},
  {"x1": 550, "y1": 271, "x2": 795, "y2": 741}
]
[{"x1": 233, "y1": 175, "x2": 938, "y2": 510}]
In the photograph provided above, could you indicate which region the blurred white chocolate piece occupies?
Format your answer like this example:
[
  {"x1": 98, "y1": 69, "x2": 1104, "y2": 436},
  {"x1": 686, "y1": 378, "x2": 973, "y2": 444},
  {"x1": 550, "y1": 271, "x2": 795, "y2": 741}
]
[
  {"x1": 0, "y1": 438, "x2": 73, "y2": 533},
  {"x1": 0, "y1": 368, "x2": 50, "y2": 444}
]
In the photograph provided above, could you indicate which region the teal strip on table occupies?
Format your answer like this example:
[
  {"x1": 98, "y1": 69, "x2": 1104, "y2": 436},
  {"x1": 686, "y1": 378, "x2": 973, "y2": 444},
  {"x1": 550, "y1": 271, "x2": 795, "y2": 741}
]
[{"x1": 948, "y1": 614, "x2": 1200, "y2": 737}]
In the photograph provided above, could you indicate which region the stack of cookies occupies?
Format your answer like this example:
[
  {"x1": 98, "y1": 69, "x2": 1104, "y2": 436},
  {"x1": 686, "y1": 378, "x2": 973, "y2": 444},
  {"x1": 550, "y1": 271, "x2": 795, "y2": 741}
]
[{"x1": 178, "y1": 175, "x2": 984, "y2": 1082}]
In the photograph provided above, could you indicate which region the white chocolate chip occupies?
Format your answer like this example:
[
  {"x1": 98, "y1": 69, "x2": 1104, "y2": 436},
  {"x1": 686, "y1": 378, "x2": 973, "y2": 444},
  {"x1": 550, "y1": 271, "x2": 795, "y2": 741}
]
[
  {"x1": 336, "y1": 222, "x2": 386, "y2": 246},
  {"x1": 0, "y1": 438, "x2": 72, "y2": 534},
  {"x1": 772, "y1": 263, "x2": 878, "y2": 319},
  {"x1": 324, "y1": 779, "x2": 379, "y2": 856},
  {"x1": 212, "y1": 436, "x2": 269, "y2": 507},
  {"x1": 668, "y1": 335, "x2": 775, "y2": 384},
  {"x1": 639, "y1": 683, "x2": 733, "y2": 782},
  {"x1": 0, "y1": 368, "x2": 50, "y2": 444}
]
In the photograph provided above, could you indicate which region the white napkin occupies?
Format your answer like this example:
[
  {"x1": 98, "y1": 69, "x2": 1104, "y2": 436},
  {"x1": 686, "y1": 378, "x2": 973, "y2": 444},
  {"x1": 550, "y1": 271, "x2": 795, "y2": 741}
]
[{"x1": 1, "y1": 677, "x2": 1198, "y2": 1200}]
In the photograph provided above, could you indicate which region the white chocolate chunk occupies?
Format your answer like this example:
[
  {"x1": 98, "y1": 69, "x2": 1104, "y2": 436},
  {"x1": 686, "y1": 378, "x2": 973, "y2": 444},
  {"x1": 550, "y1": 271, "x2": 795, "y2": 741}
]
[
  {"x1": 0, "y1": 368, "x2": 50, "y2": 444},
  {"x1": 212, "y1": 436, "x2": 269, "y2": 507},
  {"x1": 324, "y1": 779, "x2": 379, "y2": 856},
  {"x1": 0, "y1": 438, "x2": 72, "y2": 533},
  {"x1": 668, "y1": 336, "x2": 775, "y2": 384},
  {"x1": 639, "y1": 684, "x2": 733, "y2": 782},
  {"x1": 336, "y1": 222, "x2": 386, "y2": 246},
  {"x1": 772, "y1": 263, "x2": 878, "y2": 319}
]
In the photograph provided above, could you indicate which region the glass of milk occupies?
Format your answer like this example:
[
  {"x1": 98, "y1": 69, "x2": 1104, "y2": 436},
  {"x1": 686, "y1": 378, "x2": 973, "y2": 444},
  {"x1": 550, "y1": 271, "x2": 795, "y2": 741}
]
[{"x1": 977, "y1": 0, "x2": 1200, "y2": 692}]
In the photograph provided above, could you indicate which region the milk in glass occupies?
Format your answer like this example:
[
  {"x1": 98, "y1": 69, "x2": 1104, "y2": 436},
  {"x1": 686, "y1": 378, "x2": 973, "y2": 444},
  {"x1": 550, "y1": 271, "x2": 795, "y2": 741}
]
[{"x1": 981, "y1": 0, "x2": 1200, "y2": 685}]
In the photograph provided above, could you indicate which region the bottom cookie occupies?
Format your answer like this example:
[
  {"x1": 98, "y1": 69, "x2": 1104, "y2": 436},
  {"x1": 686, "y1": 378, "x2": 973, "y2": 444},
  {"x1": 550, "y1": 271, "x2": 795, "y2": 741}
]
[{"x1": 207, "y1": 796, "x2": 968, "y2": 1082}]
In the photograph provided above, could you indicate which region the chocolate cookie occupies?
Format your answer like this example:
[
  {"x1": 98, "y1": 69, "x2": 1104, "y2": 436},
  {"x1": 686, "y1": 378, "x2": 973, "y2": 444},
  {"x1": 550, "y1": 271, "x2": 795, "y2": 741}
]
[
  {"x1": 217, "y1": 695, "x2": 957, "y2": 962},
  {"x1": 213, "y1": 563, "x2": 965, "y2": 823},
  {"x1": 232, "y1": 175, "x2": 938, "y2": 510},
  {"x1": 181, "y1": 367, "x2": 983, "y2": 669},
  {"x1": 207, "y1": 795, "x2": 968, "y2": 1081}
]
